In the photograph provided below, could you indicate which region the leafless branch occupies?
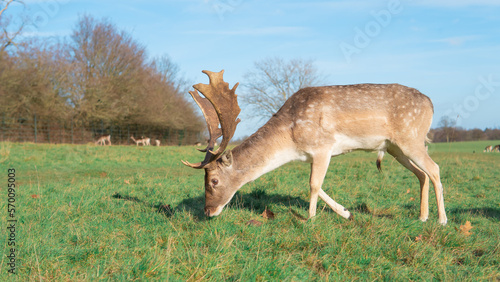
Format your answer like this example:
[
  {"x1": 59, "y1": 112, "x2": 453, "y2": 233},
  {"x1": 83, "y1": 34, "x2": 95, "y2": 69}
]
[{"x1": 241, "y1": 57, "x2": 324, "y2": 120}]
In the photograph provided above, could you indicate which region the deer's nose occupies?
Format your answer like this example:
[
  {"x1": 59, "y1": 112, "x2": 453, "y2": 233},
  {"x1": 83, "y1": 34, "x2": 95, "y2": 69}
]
[{"x1": 204, "y1": 207, "x2": 212, "y2": 217}]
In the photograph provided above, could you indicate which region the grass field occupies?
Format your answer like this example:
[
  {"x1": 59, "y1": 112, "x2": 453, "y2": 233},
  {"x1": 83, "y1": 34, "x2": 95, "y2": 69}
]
[{"x1": 1, "y1": 140, "x2": 499, "y2": 280}]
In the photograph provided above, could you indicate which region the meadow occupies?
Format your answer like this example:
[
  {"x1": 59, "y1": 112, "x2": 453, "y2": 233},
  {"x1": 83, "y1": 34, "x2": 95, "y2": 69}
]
[{"x1": 1, "y1": 140, "x2": 499, "y2": 281}]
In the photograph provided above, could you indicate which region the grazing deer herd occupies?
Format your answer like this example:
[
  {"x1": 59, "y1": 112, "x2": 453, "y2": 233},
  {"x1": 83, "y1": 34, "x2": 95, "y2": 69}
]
[
  {"x1": 484, "y1": 145, "x2": 500, "y2": 152},
  {"x1": 94, "y1": 135, "x2": 163, "y2": 146},
  {"x1": 182, "y1": 70, "x2": 448, "y2": 225},
  {"x1": 130, "y1": 135, "x2": 151, "y2": 146}
]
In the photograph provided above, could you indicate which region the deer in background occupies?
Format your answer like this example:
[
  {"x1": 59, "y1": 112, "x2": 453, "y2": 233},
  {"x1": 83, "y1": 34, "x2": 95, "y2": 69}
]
[
  {"x1": 130, "y1": 136, "x2": 150, "y2": 146},
  {"x1": 95, "y1": 135, "x2": 111, "y2": 146},
  {"x1": 484, "y1": 145, "x2": 493, "y2": 152},
  {"x1": 182, "y1": 70, "x2": 447, "y2": 225},
  {"x1": 493, "y1": 145, "x2": 500, "y2": 152},
  {"x1": 155, "y1": 139, "x2": 161, "y2": 146}
]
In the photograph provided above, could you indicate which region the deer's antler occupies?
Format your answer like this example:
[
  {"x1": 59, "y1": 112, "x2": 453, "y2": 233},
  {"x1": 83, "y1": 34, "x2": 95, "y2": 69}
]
[
  {"x1": 182, "y1": 70, "x2": 241, "y2": 169},
  {"x1": 188, "y1": 89, "x2": 222, "y2": 153}
]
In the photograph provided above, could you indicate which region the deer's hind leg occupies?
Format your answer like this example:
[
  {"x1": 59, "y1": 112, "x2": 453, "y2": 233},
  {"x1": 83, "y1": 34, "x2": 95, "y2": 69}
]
[
  {"x1": 387, "y1": 146, "x2": 430, "y2": 222},
  {"x1": 392, "y1": 143, "x2": 447, "y2": 225}
]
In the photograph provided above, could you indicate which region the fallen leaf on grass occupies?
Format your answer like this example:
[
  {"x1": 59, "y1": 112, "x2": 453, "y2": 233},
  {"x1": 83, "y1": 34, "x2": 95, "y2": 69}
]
[
  {"x1": 415, "y1": 234, "x2": 423, "y2": 242},
  {"x1": 459, "y1": 221, "x2": 473, "y2": 236},
  {"x1": 31, "y1": 194, "x2": 40, "y2": 199},
  {"x1": 124, "y1": 180, "x2": 130, "y2": 184},
  {"x1": 261, "y1": 207, "x2": 275, "y2": 219},
  {"x1": 409, "y1": 197, "x2": 415, "y2": 201},
  {"x1": 100, "y1": 171, "x2": 107, "y2": 178},
  {"x1": 246, "y1": 220, "x2": 262, "y2": 227},
  {"x1": 406, "y1": 189, "x2": 411, "y2": 194}
]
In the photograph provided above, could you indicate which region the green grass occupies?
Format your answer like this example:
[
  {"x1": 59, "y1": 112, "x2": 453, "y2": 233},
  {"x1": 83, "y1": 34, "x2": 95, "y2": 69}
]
[{"x1": 1, "y1": 141, "x2": 499, "y2": 280}]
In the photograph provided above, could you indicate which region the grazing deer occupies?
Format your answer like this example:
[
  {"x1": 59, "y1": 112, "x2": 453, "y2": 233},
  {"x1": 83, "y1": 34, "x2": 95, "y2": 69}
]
[
  {"x1": 155, "y1": 139, "x2": 161, "y2": 146},
  {"x1": 182, "y1": 70, "x2": 447, "y2": 225},
  {"x1": 95, "y1": 135, "x2": 111, "y2": 146},
  {"x1": 484, "y1": 145, "x2": 493, "y2": 152},
  {"x1": 493, "y1": 145, "x2": 500, "y2": 152},
  {"x1": 130, "y1": 136, "x2": 151, "y2": 146}
]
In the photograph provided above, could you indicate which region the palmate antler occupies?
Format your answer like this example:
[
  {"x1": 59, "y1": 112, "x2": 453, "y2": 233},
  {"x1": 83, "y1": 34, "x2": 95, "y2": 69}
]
[{"x1": 182, "y1": 70, "x2": 241, "y2": 169}]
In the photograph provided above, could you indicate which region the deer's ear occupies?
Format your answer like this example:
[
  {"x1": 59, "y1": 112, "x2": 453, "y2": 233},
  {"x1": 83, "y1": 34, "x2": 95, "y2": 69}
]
[{"x1": 221, "y1": 150, "x2": 233, "y2": 167}]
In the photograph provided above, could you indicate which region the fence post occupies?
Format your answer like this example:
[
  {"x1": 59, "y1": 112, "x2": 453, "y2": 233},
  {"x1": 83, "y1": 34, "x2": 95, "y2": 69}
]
[
  {"x1": 47, "y1": 119, "x2": 51, "y2": 144},
  {"x1": 71, "y1": 118, "x2": 74, "y2": 144},
  {"x1": 18, "y1": 116, "x2": 21, "y2": 142},
  {"x1": 110, "y1": 123, "x2": 113, "y2": 144},
  {"x1": 59, "y1": 120, "x2": 63, "y2": 144},
  {"x1": 34, "y1": 114, "x2": 37, "y2": 143},
  {"x1": 81, "y1": 120, "x2": 85, "y2": 144},
  {"x1": 1, "y1": 113, "x2": 5, "y2": 141},
  {"x1": 118, "y1": 124, "x2": 121, "y2": 145}
]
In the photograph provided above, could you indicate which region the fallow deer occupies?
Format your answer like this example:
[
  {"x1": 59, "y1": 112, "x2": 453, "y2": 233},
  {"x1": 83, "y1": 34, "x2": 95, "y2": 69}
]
[
  {"x1": 130, "y1": 136, "x2": 151, "y2": 146},
  {"x1": 484, "y1": 145, "x2": 493, "y2": 152},
  {"x1": 155, "y1": 139, "x2": 161, "y2": 146},
  {"x1": 95, "y1": 135, "x2": 111, "y2": 146},
  {"x1": 493, "y1": 145, "x2": 500, "y2": 152},
  {"x1": 182, "y1": 70, "x2": 447, "y2": 225}
]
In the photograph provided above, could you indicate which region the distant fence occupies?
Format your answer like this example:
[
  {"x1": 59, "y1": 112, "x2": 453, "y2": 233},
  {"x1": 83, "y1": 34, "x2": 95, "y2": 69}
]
[{"x1": 0, "y1": 114, "x2": 203, "y2": 146}]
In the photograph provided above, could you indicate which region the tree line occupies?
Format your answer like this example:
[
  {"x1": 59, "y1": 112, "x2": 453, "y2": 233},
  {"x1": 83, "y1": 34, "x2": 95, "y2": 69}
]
[
  {"x1": 0, "y1": 13, "x2": 204, "y2": 139},
  {"x1": 429, "y1": 116, "x2": 500, "y2": 143}
]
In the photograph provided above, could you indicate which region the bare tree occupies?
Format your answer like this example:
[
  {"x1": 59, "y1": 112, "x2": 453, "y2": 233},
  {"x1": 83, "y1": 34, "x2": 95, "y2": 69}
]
[
  {"x1": 151, "y1": 55, "x2": 188, "y2": 91},
  {"x1": 438, "y1": 115, "x2": 457, "y2": 143},
  {"x1": 0, "y1": 40, "x2": 71, "y2": 122},
  {"x1": 241, "y1": 57, "x2": 324, "y2": 119},
  {"x1": 68, "y1": 15, "x2": 149, "y2": 122},
  {"x1": 0, "y1": 0, "x2": 25, "y2": 52}
]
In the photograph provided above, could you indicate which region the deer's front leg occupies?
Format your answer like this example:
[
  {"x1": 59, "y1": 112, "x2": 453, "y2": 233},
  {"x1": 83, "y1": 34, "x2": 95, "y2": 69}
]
[
  {"x1": 309, "y1": 154, "x2": 352, "y2": 219},
  {"x1": 309, "y1": 154, "x2": 336, "y2": 218}
]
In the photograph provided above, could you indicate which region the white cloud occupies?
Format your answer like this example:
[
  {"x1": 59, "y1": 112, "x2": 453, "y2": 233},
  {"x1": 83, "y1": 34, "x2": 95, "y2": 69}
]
[
  {"x1": 186, "y1": 26, "x2": 308, "y2": 36},
  {"x1": 431, "y1": 35, "x2": 480, "y2": 46}
]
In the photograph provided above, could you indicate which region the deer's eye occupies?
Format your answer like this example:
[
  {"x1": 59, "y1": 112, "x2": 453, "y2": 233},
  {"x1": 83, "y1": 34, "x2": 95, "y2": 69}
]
[{"x1": 211, "y1": 179, "x2": 219, "y2": 186}]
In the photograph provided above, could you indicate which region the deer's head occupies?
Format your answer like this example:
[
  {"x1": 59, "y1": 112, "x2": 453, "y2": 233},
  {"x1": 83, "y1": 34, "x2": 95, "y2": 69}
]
[{"x1": 182, "y1": 70, "x2": 242, "y2": 216}]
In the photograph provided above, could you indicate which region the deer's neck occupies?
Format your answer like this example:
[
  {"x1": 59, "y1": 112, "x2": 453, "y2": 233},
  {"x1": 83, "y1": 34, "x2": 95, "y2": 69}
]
[{"x1": 231, "y1": 116, "x2": 307, "y2": 184}]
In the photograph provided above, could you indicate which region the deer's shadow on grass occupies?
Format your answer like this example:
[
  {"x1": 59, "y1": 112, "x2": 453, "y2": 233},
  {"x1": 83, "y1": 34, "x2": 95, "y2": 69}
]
[
  {"x1": 111, "y1": 192, "x2": 178, "y2": 217},
  {"x1": 402, "y1": 203, "x2": 500, "y2": 221},
  {"x1": 112, "y1": 189, "x2": 309, "y2": 220},
  {"x1": 449, "y1": 207, "x2": 500, "y2": 220}
]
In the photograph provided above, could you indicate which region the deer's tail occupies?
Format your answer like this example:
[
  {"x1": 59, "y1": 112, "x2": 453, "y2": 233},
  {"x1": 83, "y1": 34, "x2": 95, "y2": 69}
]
[{"x1": 376, "y1": 151, "x2": 384, "y2": 172}]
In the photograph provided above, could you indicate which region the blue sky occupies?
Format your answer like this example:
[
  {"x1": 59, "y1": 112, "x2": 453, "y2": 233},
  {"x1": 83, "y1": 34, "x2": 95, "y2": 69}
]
[{"x1": 6, "y1": 0, "x2": 500, "y2": 138}]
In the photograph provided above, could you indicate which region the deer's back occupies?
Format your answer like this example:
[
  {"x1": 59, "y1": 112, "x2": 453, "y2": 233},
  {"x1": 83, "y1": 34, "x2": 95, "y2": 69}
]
[{"x1": 276, "y1": 84, "x2": 434, "y2": 152}]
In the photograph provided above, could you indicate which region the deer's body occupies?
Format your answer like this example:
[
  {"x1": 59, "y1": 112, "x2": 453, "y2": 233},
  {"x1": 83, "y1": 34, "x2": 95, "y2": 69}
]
[
  {"x1": 493, "y1": 145, "x2": 500, "y2": 152},
  {"x1": 131, "y1": 136, "x2": 151, "y2": 146},
  {"x1": 183, "y1": 71, "x2": 447, "y2": 225},
  {"x1": 484, "y1": 145, "x2": 493, "y2": 152},
  {"x1": 95, "y1": 135, "x2": 111, "y2": 146},
  {"x1": 231, "y1": 84, "x2": 428, "y2": 177}
]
